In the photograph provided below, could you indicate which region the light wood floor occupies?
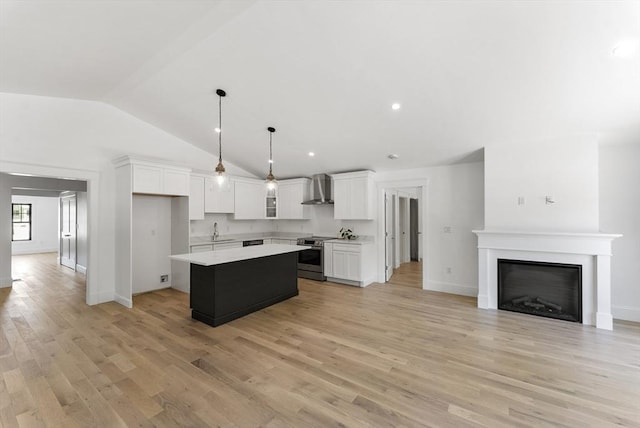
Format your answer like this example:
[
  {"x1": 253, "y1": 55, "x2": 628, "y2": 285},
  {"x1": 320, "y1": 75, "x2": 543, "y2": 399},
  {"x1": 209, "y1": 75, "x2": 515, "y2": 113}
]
[
  {"x1": 388, "y1": 261, "x2": 423, "y2": 289},
  {"x1": 2, "y1": 253, "x2": 640, "y2": 427}
]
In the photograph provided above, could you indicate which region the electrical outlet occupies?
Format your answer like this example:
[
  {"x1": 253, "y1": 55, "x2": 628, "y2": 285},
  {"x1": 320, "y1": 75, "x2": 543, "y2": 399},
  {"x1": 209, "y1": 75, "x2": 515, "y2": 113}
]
[
  {"x1": 517, "y1": 196, "x2": 525, "y2": 205},
  {"x1": 444, "y1": 226, "x2": 452, "y2": 233},
  {"x1": 446, "y1": 267, "x2": 452, "y2": 274},
  {"x1": 160, "y1": 275, "x2": 168, "y2": 283}
]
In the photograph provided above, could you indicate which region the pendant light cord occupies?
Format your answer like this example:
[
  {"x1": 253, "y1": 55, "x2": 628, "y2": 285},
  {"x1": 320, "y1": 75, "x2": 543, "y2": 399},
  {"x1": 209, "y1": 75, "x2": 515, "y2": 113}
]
[
  {"x1": 269, "y1": 131, "x2": 273, "y2": 174},
  {"x1": 218, "y1": 94, "x2": 222, "y2": 162}
]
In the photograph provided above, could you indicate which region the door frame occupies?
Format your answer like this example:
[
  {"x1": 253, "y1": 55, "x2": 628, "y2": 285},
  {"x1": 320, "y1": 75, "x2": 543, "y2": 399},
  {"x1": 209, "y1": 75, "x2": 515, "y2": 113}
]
[
  {"x1": 1, "y1": 160, "x2": 99, "y2": 305},
  {"x1": 376, "y1": 178, "x2": 428, "y2": 288}
]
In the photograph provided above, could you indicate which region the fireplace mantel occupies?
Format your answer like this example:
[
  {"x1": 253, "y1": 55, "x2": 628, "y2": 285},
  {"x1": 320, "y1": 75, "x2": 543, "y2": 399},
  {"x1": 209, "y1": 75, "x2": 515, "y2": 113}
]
[{"x1": 473, "y1": 229, "x2": 622, "y2": 330}]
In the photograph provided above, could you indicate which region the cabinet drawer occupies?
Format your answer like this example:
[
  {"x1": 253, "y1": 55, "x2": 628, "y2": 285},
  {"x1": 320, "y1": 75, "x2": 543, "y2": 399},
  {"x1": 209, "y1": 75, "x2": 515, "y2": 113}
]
[
  {"x1": 191, "y1": 244, "x2": 213, "y2": 253},
  {"x1": 332, "y1": 243, "x2": 361, "y2": 253}
]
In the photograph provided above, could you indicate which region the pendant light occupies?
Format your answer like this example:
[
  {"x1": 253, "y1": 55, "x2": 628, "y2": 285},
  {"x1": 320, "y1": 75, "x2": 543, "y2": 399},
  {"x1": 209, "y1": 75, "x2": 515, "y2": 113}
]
[
  {"x1": 214, "y1": 89, "x2": 227, "y2": 186},
  {"x1": 265, "y1": 126, "x2": 277, "y2": 190}
]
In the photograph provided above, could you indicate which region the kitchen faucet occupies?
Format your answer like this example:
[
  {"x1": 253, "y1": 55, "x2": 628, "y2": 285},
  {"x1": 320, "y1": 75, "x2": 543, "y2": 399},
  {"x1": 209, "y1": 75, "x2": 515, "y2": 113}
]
[{"x1": 213, "y1": 222, "x2": 219, "y2": 241}]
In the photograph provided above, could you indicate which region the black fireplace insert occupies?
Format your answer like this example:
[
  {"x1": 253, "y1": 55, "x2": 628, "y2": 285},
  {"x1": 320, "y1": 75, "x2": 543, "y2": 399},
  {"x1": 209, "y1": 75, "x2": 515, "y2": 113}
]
[{"x1": 498, "y1": 259, "x2": 582, "y2": 323}]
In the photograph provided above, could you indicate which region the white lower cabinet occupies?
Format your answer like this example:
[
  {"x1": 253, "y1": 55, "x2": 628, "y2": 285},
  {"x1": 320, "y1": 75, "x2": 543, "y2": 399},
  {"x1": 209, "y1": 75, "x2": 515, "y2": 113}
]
[
  {"x1": 213, "y1": 241, "x2": 242, "y2": 250},
  {"x1": 272, "y1": 238, "x2": 295, "y2": 245},
  {"x1": 191, "y1": 244, "x2": 213, "y2": 253},
  {"x1": 325, "y1": 241, "x2": 376, "y2": 287}
]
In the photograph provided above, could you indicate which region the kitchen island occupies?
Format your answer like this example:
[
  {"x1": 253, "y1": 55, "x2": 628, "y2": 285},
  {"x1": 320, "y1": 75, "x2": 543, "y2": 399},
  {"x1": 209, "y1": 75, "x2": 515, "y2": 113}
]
[{"x1": 170, "y1": 244, "x2": 305, "y2": 327}]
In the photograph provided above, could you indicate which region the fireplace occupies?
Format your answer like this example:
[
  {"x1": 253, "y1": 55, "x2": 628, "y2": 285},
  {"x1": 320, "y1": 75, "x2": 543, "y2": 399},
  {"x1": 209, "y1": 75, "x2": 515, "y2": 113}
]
[
  {"x1": 498, "y1": 259, "x2": 582, "y2": 322},
  {"x1": 473, "y1": 230, "x2": 621, "y2": 330}
]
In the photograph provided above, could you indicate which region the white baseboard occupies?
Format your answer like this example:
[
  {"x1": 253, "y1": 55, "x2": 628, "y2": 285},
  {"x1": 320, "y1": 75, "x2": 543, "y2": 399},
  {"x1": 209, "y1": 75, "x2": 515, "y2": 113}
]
[
  {"x1": 612, "y1": 305, "x2": 640, "y2": 323},
  {"x1": 171, "y1": 285, "x2": 189, "y2": 294},
  {"x1": 76, "y1": 264, "x2": 87, "y2": 275},
  {"x1": 87, "y1": 290, "x2": 114, "y2": 306},
  {"x1": 426, "y1": 280, "x2": 477, "y2": 297},
  {"x1": 0, "y1": 276, "x2": 13, "y2": 288},
  {"x1": 11, "y1": 248, "x2": 58, "y2": 256},
  {"x1": 114, "y1": 293, "x2": 132, "y2": 309}
]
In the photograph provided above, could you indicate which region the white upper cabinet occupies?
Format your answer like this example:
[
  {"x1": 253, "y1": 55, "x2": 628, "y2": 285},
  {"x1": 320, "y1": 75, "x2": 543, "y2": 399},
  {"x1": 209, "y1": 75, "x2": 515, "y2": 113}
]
[
  {"x1": 332, "y1": 171, "x2": 375, "y2": 220},
  {"x1": 204, "y1": 176, "x2": 235, "y2": 213},
  {"x1": 277, "y1": 178, "x2": 311, "y2": 220},
  {"x1": 189, "y1": 175, "x2": 205, "y2": 220},
  {"x1": 234, "y1": 178, "x2": 265, "y2": 220},
  {"x1": 119, "y1": 157, "x2": 190, "y2": 196}
]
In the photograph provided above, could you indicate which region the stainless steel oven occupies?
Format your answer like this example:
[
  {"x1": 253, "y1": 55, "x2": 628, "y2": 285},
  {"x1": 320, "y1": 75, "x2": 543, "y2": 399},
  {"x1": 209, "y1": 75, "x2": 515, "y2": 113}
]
[{"x1": 296, "y1": 237, "x2": 330, "y2": 281}]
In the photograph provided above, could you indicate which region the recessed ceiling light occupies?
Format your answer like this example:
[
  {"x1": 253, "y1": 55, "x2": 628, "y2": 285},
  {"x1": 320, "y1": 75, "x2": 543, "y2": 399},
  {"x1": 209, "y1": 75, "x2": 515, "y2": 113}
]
[
  {"x1": 612, "y1": 39, "x2": 639, "y2": 58},
  {"x1": 391, "y1": 103, "x2": 401, "y2": 110},
  {"x1": 308, "y1": 152, "x2": 315, "y2": 157},
  {"x1": 214, "y1": 127, "x2": 221, "y2": 133},
  {"x1": 388, "y1": 154, "x2": 399, "y2": 160}
]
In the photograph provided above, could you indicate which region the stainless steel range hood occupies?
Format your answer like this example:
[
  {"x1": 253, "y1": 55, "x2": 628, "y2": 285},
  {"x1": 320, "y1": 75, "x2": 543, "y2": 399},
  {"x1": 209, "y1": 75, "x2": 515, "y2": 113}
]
[{"x1": 302, "y1": 174, "x2": 334, "y2": 205}]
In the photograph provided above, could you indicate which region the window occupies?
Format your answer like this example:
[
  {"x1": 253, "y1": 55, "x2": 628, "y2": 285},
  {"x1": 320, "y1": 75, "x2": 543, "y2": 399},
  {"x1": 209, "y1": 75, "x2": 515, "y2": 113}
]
[{"x1": 12, "y1": 203, "x2": 32, "y2": 241}]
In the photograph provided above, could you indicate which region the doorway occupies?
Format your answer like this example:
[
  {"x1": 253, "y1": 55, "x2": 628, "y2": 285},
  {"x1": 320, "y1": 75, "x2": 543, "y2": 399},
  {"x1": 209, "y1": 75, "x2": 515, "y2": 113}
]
[
  {"x1": 379, "y1": 184, "x2": 425, "y2": 289},
  {"x1": 2, "y1": 169, "x2": 93, "y2": 303}
]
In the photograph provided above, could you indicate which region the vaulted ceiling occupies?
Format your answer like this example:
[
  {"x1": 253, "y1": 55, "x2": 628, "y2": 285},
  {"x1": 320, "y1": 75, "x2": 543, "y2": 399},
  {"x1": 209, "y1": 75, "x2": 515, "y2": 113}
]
[{"x1": 1, "y1": 1, "x2": 638, "y2": 178}]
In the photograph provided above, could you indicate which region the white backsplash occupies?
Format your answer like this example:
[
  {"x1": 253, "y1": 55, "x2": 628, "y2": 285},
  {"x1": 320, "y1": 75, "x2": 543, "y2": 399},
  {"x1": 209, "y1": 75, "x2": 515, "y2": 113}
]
[
  {"x1": 190, "y1": 206, "x2": 376, "y2": 239},
  {"x1": 190, "y1": 214, "x2": 275, "y2": 237}
]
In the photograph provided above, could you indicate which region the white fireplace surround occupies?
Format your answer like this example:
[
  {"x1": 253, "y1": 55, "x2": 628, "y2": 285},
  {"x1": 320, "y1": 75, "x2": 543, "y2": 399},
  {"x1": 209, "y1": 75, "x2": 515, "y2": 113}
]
[{"x1": 473, "y1": 230, "x2": 622, "y2": 330}]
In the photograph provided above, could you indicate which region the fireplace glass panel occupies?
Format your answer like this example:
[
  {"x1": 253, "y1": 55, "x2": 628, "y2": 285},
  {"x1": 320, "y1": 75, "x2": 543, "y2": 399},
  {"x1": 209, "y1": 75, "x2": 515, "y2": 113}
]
[{"x1": 498, "y1": 259, "x2": 582, "y2": 322}]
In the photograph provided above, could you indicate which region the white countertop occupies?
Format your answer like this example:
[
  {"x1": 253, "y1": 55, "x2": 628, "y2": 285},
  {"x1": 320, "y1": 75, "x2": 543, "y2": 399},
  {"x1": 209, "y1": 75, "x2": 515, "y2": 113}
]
[
  {"x1": 170, "y1": 244, "x2": 306, "y2": 266},
  {"x1": 190, "y1": 233, "x2": 310, "y2": 246},
  {"x1": 326, "y1": 236, "x2": 375, "y2": 245}
]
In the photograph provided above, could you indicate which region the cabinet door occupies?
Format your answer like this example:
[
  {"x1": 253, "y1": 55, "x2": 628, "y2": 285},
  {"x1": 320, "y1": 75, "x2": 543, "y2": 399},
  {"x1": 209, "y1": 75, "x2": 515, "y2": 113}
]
[
  {"x1": 189, "y1": 176, "x2": 205, "y2": 220},
  {"x1": 345, "y1": 251, "x2": 361, "y2": 281},
  {"x1": 234, "y1": 181, "x2": 264, "y2": 219},
  {"x1": 132, "y1": 165, "x2": 163, "y2": 194},
  {"x1": 332, "y1": 250, "x2": 348, "y2": 279},
  {"x1": 349, "y1": 177, "x2": 369, "y2": 219},
  {"x1": 332, "y1": 179, "x2": 350, "y2": 219},
  {"x1": 324, "y1": 243, "x2": 333, "y2": 277},
  {"x1": 276, "y1": 184, "x2": 294, "y2": 219},
  {"x1": 204, "y1": 176, "x2": 235, "y2": 213},
  {"x1": 164, "y1": 169, "x2": 190, "y2": 196}
]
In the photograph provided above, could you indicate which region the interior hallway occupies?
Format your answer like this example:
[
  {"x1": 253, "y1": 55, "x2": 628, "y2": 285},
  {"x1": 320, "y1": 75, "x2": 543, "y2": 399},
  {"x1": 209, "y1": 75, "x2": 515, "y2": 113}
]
[{"x1": 388, "y1": 260, "x2": 423, "y2": 289}]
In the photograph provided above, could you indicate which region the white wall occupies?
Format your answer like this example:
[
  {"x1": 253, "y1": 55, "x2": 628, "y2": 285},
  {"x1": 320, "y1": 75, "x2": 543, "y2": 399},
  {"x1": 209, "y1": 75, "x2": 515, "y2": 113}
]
[
  {"x1": 0, "y1": 174, "x2": 12, "y2": 286},
  {"x1": 600, "y1": 142, "x2": 640, "y2": 322},
  {"x1": 132, "y1": 195, "x2": 172, "y2": 294},
  {"x1": 484, "y1": 136, "x2": 600, "y2": 232},
  {"x1": 376, "y1": 162, "x2": 485, "y2": 296},
  {"x1": 0, "y1": 92, "x2": 257, "y2": 304},
  {"x1": 11, "y1": 195, "x2": 59, "y2": 255}
]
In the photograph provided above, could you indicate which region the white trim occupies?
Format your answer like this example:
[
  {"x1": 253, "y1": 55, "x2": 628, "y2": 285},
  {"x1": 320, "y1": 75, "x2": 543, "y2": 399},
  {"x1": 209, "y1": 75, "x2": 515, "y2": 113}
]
[
  {"x1": 0, "y1": 160, "x2": 100, "y2": 307},
  {"x1": 76, "y1": 264, "x2": 87, "y2": 275},
  {"x1": 612, "y1": 305, "x2": 640, "y2": 323},
  {"x1": 114, "y1": 293, "x2": 132, "y2": 308},
  {"x1": 0, "y1": 276, "x2": 13, "y2": 288},
  {"x1": 11, "y1": 248, "x2": 59, "y2": 255},
  {"x1": 426, "y1": 280, "x2": 477, "y2": 297}
]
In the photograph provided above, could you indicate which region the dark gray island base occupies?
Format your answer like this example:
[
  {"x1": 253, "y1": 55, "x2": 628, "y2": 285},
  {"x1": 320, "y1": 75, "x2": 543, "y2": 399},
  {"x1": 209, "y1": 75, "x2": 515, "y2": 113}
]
[{"x1": 189, "y1": 252, "x2": 298, "y2": 327}]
